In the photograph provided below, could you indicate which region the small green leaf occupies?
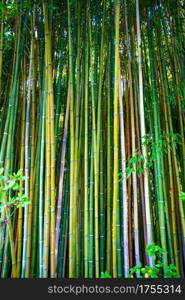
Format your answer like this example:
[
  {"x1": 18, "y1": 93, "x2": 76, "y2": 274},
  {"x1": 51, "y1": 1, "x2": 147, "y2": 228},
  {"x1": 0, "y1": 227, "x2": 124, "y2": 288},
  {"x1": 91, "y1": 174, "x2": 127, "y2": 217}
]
[{"x1": 3, "y1": 179, "x2": 16, "y2": 190}]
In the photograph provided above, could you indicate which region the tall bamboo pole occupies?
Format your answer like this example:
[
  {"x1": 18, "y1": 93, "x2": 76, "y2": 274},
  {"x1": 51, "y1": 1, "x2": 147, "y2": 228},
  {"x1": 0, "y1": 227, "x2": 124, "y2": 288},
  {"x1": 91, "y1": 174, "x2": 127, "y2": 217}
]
[{"x1": 136, "y1": 0, "x2": 153, "y2": 266}]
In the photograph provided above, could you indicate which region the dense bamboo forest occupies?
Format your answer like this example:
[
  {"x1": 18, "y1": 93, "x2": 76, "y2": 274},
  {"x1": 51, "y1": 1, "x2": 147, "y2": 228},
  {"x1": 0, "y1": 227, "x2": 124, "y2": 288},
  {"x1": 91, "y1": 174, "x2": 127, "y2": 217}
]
[{"x1": 0, "y1": 0, "x2": 185, "y2": 278}]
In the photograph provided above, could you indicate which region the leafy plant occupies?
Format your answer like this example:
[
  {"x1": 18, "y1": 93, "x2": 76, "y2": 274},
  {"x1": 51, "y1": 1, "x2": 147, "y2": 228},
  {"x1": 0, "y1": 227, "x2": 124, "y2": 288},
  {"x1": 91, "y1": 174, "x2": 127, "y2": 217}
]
[
  {"x1": 0, "y1": 168, "x2": 29, "y2": 224},
  {"x1": 118, "y1": 151, "x2": 145, "y2": 181},
  {"x1": 142, "y1": 132, "x2": 181, "y2": 167},
  {"x1": 128, "y1": 243, "x2": 179, "y2": 278},
  {"x1": 119, "y1": 132, "x2": 181, "y2": 180},
  {"x1": 101, "y1": 271, "x2": 112, "y2": 278}
]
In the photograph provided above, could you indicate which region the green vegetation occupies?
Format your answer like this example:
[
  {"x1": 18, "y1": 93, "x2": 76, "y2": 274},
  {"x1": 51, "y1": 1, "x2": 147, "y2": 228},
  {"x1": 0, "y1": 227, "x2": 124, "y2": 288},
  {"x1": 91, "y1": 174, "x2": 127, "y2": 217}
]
[
  {"x1": 101, "y1": 271, "x2": 112, "y2": 278},
  {"x1": 128, "y1": 243, "x2": 179, "y2": 278},
  {"x1": 0, "y1": 168, "x2": 28, "y2": 213},
  {"x1": 101, "y1": 243, "x2": 179, "y2": 278}
]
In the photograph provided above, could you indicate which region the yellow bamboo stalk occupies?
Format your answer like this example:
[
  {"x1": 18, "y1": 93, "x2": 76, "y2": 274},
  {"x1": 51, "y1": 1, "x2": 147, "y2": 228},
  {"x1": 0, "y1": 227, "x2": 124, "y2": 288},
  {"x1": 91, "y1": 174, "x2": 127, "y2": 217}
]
[
  {"x1": 43, "y1": 1, "x2": 56, "y2": 277},
  {"x1": 16, "y1": 59, "x2": 26, "y2": 277},
  {"x1": 112, "y1": 0, "x2": 120, "y2": 278}
]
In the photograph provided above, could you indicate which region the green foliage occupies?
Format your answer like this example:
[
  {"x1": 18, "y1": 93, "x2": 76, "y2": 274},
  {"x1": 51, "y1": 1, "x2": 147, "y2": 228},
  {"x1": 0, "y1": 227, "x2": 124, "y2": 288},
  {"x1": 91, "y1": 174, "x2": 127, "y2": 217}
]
[
  {"x1": 146, "y1": 242, "x2": 167, "y2": 260},
  {"x1": 100, "y1": 244, "x2": 179, "y2": 278},
  {"x1": 118, "y1": 152, "x2": 145, "y2": 180},
  {"x1": 101, "y1": 271, "x2": 112, "y2": 278},
  {"x1": 0, "y1": 169, "x2": 29, "y2": 221},
  {"x1": 0, "y1": 2, "x2": 17, "y2": 19},
  {"x1": 128, "y1": 243, "x2": 179, "y2": 278},
  {"x1": 119, "y1": 132, "x2": 181, "y2": 180},
  {"x1": 166, "y1": 264, "x2": 179, "y2": 278},
  {"x1": 179, "y1": 191, "x2": 185, "y2": 201},
  {"x1": 143, "y1": 132, "x2": 181, "y2": 159},
  {"x1": 126, "y1": 154, "x2": 145, "y2": 177},
  {"x1": 0, "y1": 0, "x2": 34, "y2": 20}
]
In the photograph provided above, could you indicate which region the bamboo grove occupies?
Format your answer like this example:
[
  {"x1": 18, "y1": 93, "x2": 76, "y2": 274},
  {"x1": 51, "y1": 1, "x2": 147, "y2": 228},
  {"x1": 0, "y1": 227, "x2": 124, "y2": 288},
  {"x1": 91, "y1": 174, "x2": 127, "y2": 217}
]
[{"x1": 0, "y1": 0, "x2": 185, "y2": 278}]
